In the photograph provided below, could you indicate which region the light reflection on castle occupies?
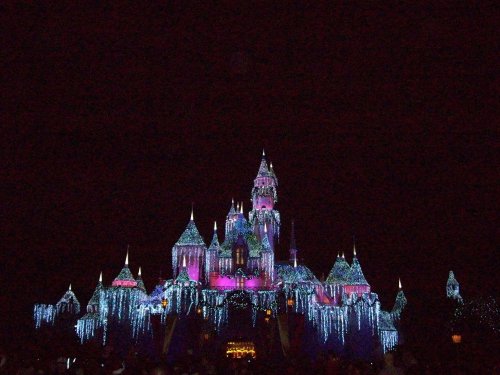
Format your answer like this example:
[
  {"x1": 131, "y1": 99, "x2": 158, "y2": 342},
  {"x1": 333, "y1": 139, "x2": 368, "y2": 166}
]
[{"x1": 34, "y1": 151, "x2": 406, "y2": 357}]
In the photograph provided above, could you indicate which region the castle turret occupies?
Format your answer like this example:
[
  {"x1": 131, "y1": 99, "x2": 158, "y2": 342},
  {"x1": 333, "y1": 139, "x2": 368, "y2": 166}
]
[
  {"x1": 261, "y1": 223, "x2": 274, "y2": 283},
  {"x1": 325, "y1": 253, "x2": 351, "y2": 303},
  {"x1": 56, "y1": 284, "x2": 81, "y2": 315},
  {"x1": 446, "y1": 270, "x2": 463, "y2": 303},
  {"x1": 172, "y1": 210, "x2": 207, "y2": 282},
  {"x1": 344, "y1": 244, "x2": 371, "y2": 295},
  {"x1": 136, "y1": 267, "x2": 146, "y2": 292},
  {"x1": 225, "y1": 199, "x2": 239, "y2": 237},
  {"x1": 86, "y1": 272, "x2": 103, "y2": 313},
  {"x1": 289, "y1": 221, "x2": 298, "y2": 265},
  {"x1": 206, "y1": 221, "x2": 220, "y2": 281},
  {"x1": 391, "y1": 278, "x2": 407, "y2": 318},
  {"x1": 112, "y1": 251, "x2": 137, "y2": 287},
  {"x1": 249, "y1": 150, "x2": 280, "y2": 251}
]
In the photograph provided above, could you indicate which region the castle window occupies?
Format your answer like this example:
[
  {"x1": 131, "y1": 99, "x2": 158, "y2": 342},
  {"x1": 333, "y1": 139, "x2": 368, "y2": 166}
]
[{"x1": 236, "y1": 248, "x2": 243, "y2": 266}]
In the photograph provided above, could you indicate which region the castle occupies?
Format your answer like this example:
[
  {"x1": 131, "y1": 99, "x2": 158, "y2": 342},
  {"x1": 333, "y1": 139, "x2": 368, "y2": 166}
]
[{"x1": 34, "y1": 151, "x2": 406, "y2": 358}]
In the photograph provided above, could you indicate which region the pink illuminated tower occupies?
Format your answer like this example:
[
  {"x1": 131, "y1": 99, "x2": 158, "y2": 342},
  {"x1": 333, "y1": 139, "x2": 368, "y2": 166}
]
[
  {"x1": 172, "y1": 210, "x2": 207, "y2": 282},
  {"x1": 249, "y1": 150, "x2": 280, "y2": 253}
]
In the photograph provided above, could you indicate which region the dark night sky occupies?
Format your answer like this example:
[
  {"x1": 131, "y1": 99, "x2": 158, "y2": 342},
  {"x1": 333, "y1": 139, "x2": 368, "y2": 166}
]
[{"x1": 1, "y1": 3, "x2": 498, "y2": 343}]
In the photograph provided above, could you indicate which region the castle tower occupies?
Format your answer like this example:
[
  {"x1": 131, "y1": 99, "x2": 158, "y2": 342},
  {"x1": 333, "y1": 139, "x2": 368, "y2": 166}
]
[
  {"x1": 56, "y1": 284, "x2": 81, "y2": 315},
  {"x1": 112, "y1": 251, "x2": 138, "y2": 288},
  {"x1": 225, "y1": 199, "x2": 239, "y2": 237},
  {"x1": 249, "y1": 150, "x2": 280, "y2": 251},
  {"x1": 446, "y1": 270, "x2": 463, "y2": 303},
  {"x1": 289, "y1": 220, "x2": 298, "y2": 265},
  {"x1": 206, "y1": 221, "x2": 220, "y2": 282},
  {"x1": 391, "y1": 278, "x2": 407, "y2": 318},
  {"x1": 86, "y1": 272, "x2": 103, "y2": 313},
  {"x1": 261, "y1": 222, "x2": 274, "y2": 284},
  {"x1": 172, "y1": 210, "x2": 207, "y2": 282},
  {"x1": 344, "y1": 244, "x2": 371, "y2": 295}
]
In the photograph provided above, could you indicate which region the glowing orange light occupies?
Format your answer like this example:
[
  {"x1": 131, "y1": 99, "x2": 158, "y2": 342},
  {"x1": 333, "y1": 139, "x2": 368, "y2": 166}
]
[
  {"x1": 161, "y1": 298, "x2": 168, "y2": 308},
  {"x1": 266, "y1": 309, "x2": 272, "y2": 316},
  {"x1": 452, "y1": 334, "x2": 462, "y2": 344},
  {"x1": 287, "y1": 298, "x2": 294, "y2": 307}
]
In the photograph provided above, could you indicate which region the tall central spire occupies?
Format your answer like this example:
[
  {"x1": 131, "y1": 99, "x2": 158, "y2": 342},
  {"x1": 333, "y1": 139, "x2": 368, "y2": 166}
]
[{"x1": 289, "y1": 220, "x2": 298, "y2": 264}]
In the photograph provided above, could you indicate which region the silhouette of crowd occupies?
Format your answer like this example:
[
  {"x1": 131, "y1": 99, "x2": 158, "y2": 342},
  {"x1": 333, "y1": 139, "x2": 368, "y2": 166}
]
[{"x1": 2, "y1": 343, "x2": 499, "y2": 374}]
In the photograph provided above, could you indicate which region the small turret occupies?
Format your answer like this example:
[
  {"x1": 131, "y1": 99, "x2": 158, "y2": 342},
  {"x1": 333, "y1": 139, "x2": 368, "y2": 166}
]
[
  {"x1": 392, "y1": 278, "x2": 407, "y2": 317},
  {"x1": 344, "y1": 244, "x2": 370, "y2": 295},
  {"x1": 172, "y1": 210, "x2": 207, "y2": 282},
  {"x1": 87, "y1": 272, "x2": 103, "y2": 313},
  {"x1": 289, "y1": 221, "x2": 298, "y2": 265},
  {"x1": 325, "y1": 253, "x2": 351, "y2": 285},
  {"x1": 56, "y1": 284, "x2": 81, "y2": 315},
  {"x1": 225, "y1": 199, "x2": 239, "y2": 237},
  {"x1": 206, "y1": 221, "x2": 220, "y2": 278},
  {"x1": 446, "y1": 270, "x2": 463, "y2": 303},
  {"x1": 136, "y1": 267, "x2": 146, "y2": 292},
  {"x1": 112, "y1": 251, "x2": 138, "y2": 288}
]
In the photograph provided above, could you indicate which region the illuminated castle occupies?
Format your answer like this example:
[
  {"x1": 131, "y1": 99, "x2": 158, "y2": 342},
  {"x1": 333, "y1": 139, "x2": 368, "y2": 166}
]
[{"x1": 34, "y1": 151, "x2": 406, "y2": 357}]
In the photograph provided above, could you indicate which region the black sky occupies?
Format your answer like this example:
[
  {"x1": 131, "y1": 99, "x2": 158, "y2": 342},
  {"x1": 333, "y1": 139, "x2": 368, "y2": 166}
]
[{"x1": 1, "y1": 2, "x2": 498, "y2": 343}]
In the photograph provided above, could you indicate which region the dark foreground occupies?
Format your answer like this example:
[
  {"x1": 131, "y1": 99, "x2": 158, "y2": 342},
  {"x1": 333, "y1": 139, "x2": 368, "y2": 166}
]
[{"x1": 2, "y1": 342, "x2": 500, "y2": 375}]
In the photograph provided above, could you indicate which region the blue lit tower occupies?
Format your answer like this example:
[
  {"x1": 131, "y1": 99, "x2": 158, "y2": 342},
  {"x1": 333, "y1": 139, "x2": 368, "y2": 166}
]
[
  {"x1": 446, "y1": 270, "x2": 463, "y2": 303},
  {"x1": 225, "y1": 199, "x2": 238, "y2": 237},
  {"x1": 172, "y1": 210, "x2": 207, "y2": 283},
  {"x1": 205, "y1": 221, "x2": 220, "y2": 281}
]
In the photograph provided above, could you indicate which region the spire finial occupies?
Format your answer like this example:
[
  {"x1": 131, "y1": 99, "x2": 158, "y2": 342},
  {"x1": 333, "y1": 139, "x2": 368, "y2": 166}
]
[
  {"x1": 138, "y1": 267, "x2": 142, "y2": 277},
  {"x1": 99, "y1": 272, "x2": 103, "y2": 283},
  {"x1": 399, "y1": 278, "x2": 402, "y2": 289},
  {"x1": 182, "y1": 255, "x2": 187, "y2": 268},
  {"x1": 290, "y1": 220, "x2": 296, "y2": 250},
  {"x1": 214, "y1": 221, "x2": 217, "y2": 231},
  {"x1": 270, "y1": 161, "x2": 273, "y2": 169},
  {"x1": 125, "y1": 247, "x2": 129, "y2": 266},
  {"x1": 240, "y1": 201, "x2": 243, "y2": 214},
  {"x1": 69, "y1": 283, "x2": 72, "y2": 291},
  {"x1": 262, "y1": 149, "x2": 265, "y2": 157},
  {"x1": 294, "y1": 257, "x2": 297, "y2": 268},
  {"x1": 342, "y1": 252, "x2": 345, "y2": 259},
  {"x1": 190, "y1": 203, "x2": 194, "y2": 221},
  {"x1": 264, "y1": 222, "x2": 268, "y2": 233},
  {"x1": 236, "y1": 202, "x2": 240, "y2": 212}
]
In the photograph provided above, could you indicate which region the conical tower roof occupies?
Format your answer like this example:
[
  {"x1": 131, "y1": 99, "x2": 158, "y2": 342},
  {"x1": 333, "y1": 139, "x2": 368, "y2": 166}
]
[
  {"x1": 136, "y1": 267, "x2": 146, "y2": 292},
  {"x1": 227, "y1": 199, "x2": 236, "y2": 216},
  {"x1": 88, "y1": 273, "x2": 103, "y2": 307},
  {"x1": 347, "y1": 255, "x2": 369, "y2": 286},
  {"x1": 175, "y1": 216, "x2": 206, "y2": 246},
  {"x1": 112, "y1": 252, "x2": 137, "y2": 287},
  {"x1": 269, "y1": 162, "x2": 278, "y2": 184},
  {"x1": 447, "y1": 270, "x2": 459, "y2": 286},
  {"x1": 392, "y1": 279, "x2": 407, "y2": 313},
  {"x1": 325, "y1": 254, "x2": 351, "y2": 284},
  {"x1": 256, "y1": 151, "x2": 271, "y2": 178},
  {"x1": 289, "y1": 220, "x2": 297, "y2": 250},
  {"x1": 208, "y1": 222, "x2": 220, "y2": 251},
  {"x1": 56, "y1": 284, "x2": 81, "y2": 314}
]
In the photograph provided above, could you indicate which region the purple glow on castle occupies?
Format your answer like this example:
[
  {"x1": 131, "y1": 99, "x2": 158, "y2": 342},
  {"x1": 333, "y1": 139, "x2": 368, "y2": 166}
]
[{"x1": 34, "y1": 151, "x2": 406, "y2": 357}]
